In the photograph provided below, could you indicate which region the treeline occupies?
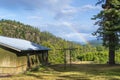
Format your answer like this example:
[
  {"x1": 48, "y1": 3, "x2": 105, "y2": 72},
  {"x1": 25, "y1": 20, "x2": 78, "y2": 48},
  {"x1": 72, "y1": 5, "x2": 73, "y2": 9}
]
[{"x1": 77, "y1": 46, "x2": 120, "y2": 64}]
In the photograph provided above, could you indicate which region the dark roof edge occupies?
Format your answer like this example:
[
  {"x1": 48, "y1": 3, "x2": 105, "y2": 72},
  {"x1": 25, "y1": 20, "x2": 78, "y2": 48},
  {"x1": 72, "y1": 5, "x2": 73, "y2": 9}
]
[{"x1": 21, "y1": 50, "x2": 48, "y2": 53}]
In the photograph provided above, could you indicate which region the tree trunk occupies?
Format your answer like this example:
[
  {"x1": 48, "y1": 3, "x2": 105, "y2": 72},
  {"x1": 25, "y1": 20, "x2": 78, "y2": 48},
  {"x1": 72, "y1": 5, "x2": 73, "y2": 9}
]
[
  {"x1": 108, "y1": 34, "x2": 115, "y2": 65},
  {"x1": 109, "y1": 46, "x2": 115, "y2": 65}
]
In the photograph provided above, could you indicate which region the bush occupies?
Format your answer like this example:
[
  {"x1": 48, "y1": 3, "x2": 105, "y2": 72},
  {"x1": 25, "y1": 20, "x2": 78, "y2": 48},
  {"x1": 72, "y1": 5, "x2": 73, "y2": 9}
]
[{"x1": 77, "y1": 51, "x2": 109, "y2": 64}]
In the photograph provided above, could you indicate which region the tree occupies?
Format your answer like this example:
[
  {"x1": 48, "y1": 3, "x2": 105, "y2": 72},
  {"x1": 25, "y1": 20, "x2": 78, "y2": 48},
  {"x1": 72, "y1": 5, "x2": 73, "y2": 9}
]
[{"x1": 92, "y1": 0, "x2": 120, "y2": 64}]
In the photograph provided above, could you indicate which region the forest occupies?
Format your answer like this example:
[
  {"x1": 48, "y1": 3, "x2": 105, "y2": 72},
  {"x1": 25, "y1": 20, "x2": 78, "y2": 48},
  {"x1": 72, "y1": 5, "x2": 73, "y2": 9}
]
[{"x1": 0, "y1": 19, "x2": 120, "y2": 64}]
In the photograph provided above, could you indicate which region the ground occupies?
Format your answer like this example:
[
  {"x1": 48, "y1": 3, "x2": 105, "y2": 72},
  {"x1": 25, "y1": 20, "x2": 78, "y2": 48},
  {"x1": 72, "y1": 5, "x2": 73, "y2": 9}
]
[{"x1": 0, "y1": 64, "x2": 120, "y2": 80}]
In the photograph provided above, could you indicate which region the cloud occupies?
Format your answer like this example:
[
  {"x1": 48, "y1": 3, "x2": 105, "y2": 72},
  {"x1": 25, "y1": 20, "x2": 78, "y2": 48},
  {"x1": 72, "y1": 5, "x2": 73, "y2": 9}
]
[
  {"x1": 27, "y1": 16, "x2": 42, "y2": 20},
  {"x1": 54, "y1": 6, "x2": 77, "y2": 20},
  {"x1": 54, "y1": 4, "x2": 101, "y2": 20},
  {"x1": 0, "y1": 0, "x2": 42, "y2": 10},
  {"x1": 0, "y1": 0, "x2": 101, "y2": 21},
  {"x1": 79, "y1": 4, "x2": 101, "y2": 11},
  {"x1": 39, "y1": 22, "x2": 73, "y2": 35},
  {"x1": 59, "y1": 32, "x2": 96, "y2": 42},
  {"x1": 0, "y1": 0, "x2": 71, "y2": 10},
  {"x1": 73, "y1": 24, "x2": 98, "y2": 33},
  {"x1": 56, "y1": 21, "x2": 98, "y2": 33},
  {"x1": 39, "y1": 21, "x2": 97, "y2": 34},
  {"x1": 0, "y1": 0, "x2": 73, "y2": 20},
  {"x1": 39, "y1": 21, "x2": 97, "y2": 42}
]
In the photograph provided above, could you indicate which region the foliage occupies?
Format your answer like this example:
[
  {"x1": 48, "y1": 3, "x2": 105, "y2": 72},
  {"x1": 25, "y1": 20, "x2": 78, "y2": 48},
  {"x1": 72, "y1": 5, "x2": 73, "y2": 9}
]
[
  {"x1": 77, "y1": 51, "x2": 108, "y2": 63},
  {"x1": 93, "y1": 0, "x2": 120, "y2": 48},
  {"x1": 92, "y1": 0, "x2": 120, "y2": 64},
  {"x1": 77, "y1": 48, "x2": 120, "y2": 64}
]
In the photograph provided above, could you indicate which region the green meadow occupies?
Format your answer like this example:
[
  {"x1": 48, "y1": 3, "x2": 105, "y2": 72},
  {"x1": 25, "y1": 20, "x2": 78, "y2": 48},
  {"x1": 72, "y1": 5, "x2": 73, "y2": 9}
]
[{"x1": 0, "y1": 64, "x2": 120, "y2": 80}]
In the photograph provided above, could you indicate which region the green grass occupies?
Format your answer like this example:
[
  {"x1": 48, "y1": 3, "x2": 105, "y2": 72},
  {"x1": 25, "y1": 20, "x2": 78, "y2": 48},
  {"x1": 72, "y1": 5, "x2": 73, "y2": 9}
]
[{"x1": 0, "y1": 64, "x2": 120, "y2": 80}]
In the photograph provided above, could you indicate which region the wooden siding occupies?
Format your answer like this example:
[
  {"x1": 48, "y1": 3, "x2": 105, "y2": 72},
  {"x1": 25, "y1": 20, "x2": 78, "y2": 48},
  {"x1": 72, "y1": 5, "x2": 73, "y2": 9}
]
[
  {"x1": 0, "y1": 48, "x2": 17, "y2": 74},
  {"x1": 16, "y1": 56, "x2": 27, "y2": 74},
  {"x1": 0, "y1": 48, "x2": 27, "y2": 74},
  {"x1": 0, "y1": 48, "x2": 49, "y2": 75},
  {"x1": 0, "y1": 48, "x2": 17, "y2": 67}
]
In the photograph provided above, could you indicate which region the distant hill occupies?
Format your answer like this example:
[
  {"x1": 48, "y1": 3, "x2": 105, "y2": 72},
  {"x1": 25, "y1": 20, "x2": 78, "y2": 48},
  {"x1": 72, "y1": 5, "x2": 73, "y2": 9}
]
[
  {"x1": 89, "y1": 39, "x2": 103, "y2": 46},
  {"x1": 72, "y1": 39, "x2": 102, "y2": 46}
]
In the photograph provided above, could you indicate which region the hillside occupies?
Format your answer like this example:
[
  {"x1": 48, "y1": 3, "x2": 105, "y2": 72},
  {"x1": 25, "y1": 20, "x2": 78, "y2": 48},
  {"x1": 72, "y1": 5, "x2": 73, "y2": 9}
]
[
  {"x1": 0, "y1": 19, "x2": 79, "y2": 47},
  {"x1": 0, "y1": 19, "x2": 83, "y2": 63}
]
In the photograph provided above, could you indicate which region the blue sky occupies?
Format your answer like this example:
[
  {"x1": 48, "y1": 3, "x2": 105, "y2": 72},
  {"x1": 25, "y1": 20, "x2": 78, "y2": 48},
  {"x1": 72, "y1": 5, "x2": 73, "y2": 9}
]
[{"x1": 0, "y1": 0, "x2": 102, "y2": 43}]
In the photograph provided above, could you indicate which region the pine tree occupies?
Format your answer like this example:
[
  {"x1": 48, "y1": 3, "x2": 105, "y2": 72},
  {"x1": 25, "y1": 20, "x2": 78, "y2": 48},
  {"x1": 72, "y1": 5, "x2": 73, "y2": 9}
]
[{"x1": 93, "y1": 0, "x2": 120, "y2": 64}]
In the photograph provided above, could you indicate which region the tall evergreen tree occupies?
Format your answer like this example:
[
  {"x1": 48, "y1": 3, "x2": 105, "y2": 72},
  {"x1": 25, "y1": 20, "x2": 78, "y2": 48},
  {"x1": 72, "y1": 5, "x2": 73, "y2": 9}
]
[{"x1": 93, "y1": 0, "x2": 120, "y2": 64}]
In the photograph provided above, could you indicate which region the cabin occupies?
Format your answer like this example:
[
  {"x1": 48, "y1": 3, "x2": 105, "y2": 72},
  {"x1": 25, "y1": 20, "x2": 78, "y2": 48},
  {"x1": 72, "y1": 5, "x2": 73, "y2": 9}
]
[{"x1": 0, "y1": 36, "x2": 50, "y2": 75}]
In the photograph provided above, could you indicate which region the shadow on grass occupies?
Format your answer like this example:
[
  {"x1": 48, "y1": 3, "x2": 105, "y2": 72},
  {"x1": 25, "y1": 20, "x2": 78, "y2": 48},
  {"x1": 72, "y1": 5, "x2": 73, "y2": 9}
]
[
  {"x1": 48, "y1": 64, "x2": 120, "y2": 76},
  {"x1": 24, "y1": 64, "x2": 120, "y2": 80},
  {"x1": 58, "y1": 74, "x2": 91, "y2": 80},
  {"x1": 109, "y1": 77, "x2": 120, "y2": 80},
  {"x1": 0, "y1": 74, "x2": 12, "y2": 78},
  {"x1": 26, "y1": 73, "x2": 43, "y2": 79}
]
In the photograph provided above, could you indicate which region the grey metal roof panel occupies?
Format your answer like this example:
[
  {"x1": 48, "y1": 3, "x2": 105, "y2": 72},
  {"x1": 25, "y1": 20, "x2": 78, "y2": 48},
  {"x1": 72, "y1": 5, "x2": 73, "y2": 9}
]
[{"x1": 0, "y1": 36, "x2": 50, "y2": 52}]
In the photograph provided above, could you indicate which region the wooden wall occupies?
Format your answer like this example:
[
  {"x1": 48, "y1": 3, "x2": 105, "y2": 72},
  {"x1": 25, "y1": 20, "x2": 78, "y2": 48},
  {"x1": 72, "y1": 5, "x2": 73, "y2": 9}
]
[
  {"x1": 16, "y1": 56, "x2": 27, "y2": 74},
  {"x1": 0, "y1": 48, "x2": 27, "y2": 74},
  {"x1": 0, "y1": 48, "x2": 17, "y2": 74},
  {"x1": 0, "y1": 48, "x2": 49, "y2": 74}
]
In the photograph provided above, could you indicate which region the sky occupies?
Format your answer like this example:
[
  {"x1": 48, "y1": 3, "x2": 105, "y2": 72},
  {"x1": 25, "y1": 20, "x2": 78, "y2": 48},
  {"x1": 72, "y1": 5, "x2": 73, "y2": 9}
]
[{"x1": 0, "y1": 0, "x2": 102, "y2": 43}]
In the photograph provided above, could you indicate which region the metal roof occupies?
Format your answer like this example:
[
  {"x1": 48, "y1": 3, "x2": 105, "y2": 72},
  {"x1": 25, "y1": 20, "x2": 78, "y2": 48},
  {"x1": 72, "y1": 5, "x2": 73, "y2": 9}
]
[{"x1": 0, "y1": 36, "x2": 50, "y2": 52}]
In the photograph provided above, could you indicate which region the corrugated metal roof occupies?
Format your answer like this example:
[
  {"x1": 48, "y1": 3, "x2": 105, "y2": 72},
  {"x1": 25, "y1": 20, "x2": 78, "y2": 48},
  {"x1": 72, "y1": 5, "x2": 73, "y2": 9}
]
[{"x1": 0, "y1": 36, "x2": 50, "y2": 52}]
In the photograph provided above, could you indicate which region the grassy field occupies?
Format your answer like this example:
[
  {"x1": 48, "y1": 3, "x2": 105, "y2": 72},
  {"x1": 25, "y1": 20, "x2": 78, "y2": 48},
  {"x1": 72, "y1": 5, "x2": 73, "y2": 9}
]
[{"x1": 0, "y1": 64, "x2": 120, "y2": 80}]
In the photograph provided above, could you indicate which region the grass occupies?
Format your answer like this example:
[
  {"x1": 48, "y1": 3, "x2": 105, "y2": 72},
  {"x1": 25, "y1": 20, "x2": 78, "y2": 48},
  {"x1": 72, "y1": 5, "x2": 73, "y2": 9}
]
[{"x1": 0, "y1": 64, "x2": 120, "y2": 80}]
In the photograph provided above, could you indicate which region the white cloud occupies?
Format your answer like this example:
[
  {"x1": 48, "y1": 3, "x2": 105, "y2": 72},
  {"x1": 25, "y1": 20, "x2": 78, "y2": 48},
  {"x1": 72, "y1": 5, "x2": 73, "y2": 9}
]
[
  {"x1": 39, "y1": 21, "x2": 97, "y2": 35},
  {"x1": 39, "y1": 21, "x2": 97, "y2": 43},
  {"x1": 54, "y1": 4, "x2": 101, "y2": 20},
  {"x1": 27, "y1": 16, "x2": 42, "y2": 20},
  {"x1": 0, "y1": 0, "x2": 101, "y2": 21},
  {"x1": 59, "y1": 32, "x2": 96, "y2": 43},
  {"x1": 0, "y1": 0, "x2": 74, "y2": 20},
  {"x1": 80, "y1": 4, "x2": 101, "y2": 11}
]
